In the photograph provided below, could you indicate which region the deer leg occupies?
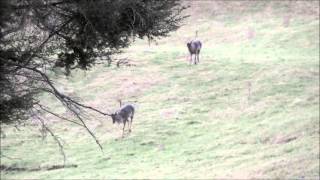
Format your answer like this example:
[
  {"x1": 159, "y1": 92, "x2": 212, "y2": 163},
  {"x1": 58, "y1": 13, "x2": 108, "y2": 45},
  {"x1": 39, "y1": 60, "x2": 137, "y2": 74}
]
[
  {"x1": 195, "y1": 54, "x2": 198, "y2": 64},
  {"x1": 189, "y1": 54, "x2": 192, "y2": 65},
  {"x1": 122, "y1": 120, "x2": 126, "y2": 138},
  {"x1": 129, "y1": 115, "x2": 133, "y2": 133},
  {"x1": 197, "y1": 53, "x2": 200, "y2": 64}
]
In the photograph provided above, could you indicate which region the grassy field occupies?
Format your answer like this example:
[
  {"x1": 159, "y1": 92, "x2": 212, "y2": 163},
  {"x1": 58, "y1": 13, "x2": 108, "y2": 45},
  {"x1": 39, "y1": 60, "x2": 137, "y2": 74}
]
[{"x1": 1, "y1": 1, "x2": 319, "y2": 179}]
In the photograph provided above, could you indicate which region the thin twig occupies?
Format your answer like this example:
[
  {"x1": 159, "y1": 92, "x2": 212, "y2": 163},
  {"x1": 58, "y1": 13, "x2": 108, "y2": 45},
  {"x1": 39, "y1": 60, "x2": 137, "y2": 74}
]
[
  {"x1": 71, "y1": 111, "x2": 103, "y2": 151},
  {"x1": 36, "y1": 116, "x2": 66, "y2": 165},
  {"x1": 36, "y1": 103, "x2": 84, "y2": 127},
  {"x1": 0, "y1": 153, "x2": 22, "y2": 160}
]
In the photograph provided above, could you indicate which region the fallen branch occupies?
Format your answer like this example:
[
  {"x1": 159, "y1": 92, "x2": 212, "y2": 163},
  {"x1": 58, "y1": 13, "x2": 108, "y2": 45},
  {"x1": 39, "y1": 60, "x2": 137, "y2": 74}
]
[{"x1": 0, "y1": 164, "x2": 78, "y2": 172}]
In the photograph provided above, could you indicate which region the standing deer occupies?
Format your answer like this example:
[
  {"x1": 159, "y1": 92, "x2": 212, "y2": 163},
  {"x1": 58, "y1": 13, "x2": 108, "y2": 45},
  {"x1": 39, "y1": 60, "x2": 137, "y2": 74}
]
[
  {"x1": 187, "y1": 40, "x2": 202, "y2": 65},
  {"x1": 111, "y1": 104, "x2": 135, "y2": 137}
]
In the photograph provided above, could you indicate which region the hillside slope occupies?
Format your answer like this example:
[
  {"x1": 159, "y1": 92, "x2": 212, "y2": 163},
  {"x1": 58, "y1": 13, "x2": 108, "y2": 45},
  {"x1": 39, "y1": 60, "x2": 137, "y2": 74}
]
[{"x1": 1, "y1": 1, "x2": 319, "y2": 179}]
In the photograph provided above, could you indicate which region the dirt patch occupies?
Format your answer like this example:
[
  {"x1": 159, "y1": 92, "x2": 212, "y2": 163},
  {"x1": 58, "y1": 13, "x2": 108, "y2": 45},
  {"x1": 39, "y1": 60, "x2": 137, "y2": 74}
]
[
  {"x1": 160, "y1": 108, "x2": 177, "y2": 119},
  {"x1": 271, "y1": 135, "x2": 298, "y2": 144},
  {"x1": 258, "y1": 134, "x2": 298, "y2": 144},
  {"x1": 97, "y1": 73, "x2": 165, "y2": 104},
  {"x1": 117, "y1": 76, "x2": 163, "y2": 98}
]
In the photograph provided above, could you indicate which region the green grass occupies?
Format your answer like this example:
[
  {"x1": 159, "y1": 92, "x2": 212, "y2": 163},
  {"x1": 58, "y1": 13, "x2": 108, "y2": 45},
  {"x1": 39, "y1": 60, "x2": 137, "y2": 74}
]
[{"x1": 1, "y1": 1, "x2": 319, "y2": 179}]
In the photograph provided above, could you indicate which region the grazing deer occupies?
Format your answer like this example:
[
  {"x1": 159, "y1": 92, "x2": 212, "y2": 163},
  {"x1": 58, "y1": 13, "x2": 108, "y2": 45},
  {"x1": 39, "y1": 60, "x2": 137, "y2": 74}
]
[
  {"x1": 111, "y1": 104, "x2": 135, "y2": 137},
  {"x1": 187, "y1": 40, "x2": 202, "y2": 65}
]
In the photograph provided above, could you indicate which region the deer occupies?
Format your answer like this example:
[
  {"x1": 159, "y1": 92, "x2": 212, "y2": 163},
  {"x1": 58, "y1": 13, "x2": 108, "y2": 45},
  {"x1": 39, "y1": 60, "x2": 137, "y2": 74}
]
[
  {"x1": 187, "y1": 40, "x2": 202, "y2": 65},
  {"x1": 187, "y1": 30, "x2": 202, "y2": 65},
  {"x1": 110, "y1": 102, "x2": 135, "y2": 138}
]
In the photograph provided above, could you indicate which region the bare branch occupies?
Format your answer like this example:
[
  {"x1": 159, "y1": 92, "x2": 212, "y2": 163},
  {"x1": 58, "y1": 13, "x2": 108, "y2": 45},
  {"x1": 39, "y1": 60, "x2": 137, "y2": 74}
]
[
  {"x1": 35, "y1": 103, "x2": 84, "y2": 127},
  {"x1": 0, "y1": 153, "x2": 22, "y2": 160},
  {"x1": 35, "y1": 115, "x2": 66, "y2": 165},
  {"x1": 72, "y1": 111, "x2": 103, "y2": 151}
]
